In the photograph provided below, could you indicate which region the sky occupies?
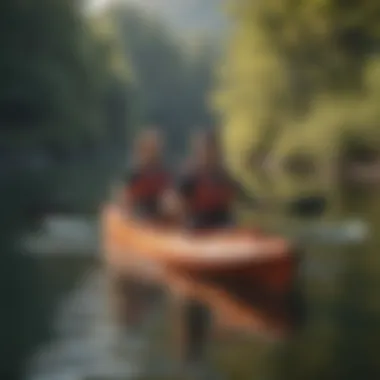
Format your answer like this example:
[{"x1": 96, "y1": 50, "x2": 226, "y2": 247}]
[
  {"x1": 88, "y1": 0, "x2": 150, "y2": 12},
  {"x1": 87, "y1": 0, "x2": 178, "y2": 13},
  {"x1": 86, "y1": 0, "x2": 158, "y2": 15},
  {"x1": 87, "y1": 0, "x2": 115, "y2": 13},
  {"x1": 85, "y1": 0, "x2": 226, "y2": 35}
]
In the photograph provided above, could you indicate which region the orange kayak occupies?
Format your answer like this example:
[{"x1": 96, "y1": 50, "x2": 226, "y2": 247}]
[{"x1": 102, "y1": 204, "x2": 303, "y2": 339}]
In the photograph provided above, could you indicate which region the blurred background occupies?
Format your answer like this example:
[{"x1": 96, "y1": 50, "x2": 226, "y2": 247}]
[{"x1": 1, "y1": 0, "x2": 379, "y2": 379}]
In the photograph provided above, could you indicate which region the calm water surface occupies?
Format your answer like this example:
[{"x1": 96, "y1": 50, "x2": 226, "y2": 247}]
[
  {"x1": 25, "y1": 258, "x2": 170, "y2": 380},
  {"x1": 22, "y1": 217, "x2": 351, "y2": 380}
]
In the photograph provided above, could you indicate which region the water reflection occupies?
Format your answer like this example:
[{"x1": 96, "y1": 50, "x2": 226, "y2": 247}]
[
  {"x1": 22, "y1": 216, "x2": 369, "y2": 380},
  {"x1": 25, "y1": 263, "x2": 145, "y2": 380}
]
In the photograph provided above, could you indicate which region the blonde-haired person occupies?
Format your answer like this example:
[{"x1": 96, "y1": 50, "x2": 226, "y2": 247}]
[
  {"x1": 112, "y1": 127, "x2": 172, "y2": 337},
  {"x1": 170, "y1": 129, "x2": 257, "y2": 378},
  {"x1": 121, "y1": 127, "x2": 171, "y2": 219}
]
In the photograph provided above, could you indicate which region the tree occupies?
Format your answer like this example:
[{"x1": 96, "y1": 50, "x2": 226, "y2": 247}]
[
  {"x1": 214, "y1": 1, "x2": 380, "y2": 379},
  {"x1": 213, "y1": 0, "x2": 380, "y2": 197},
  {"x1": 0, "y1": 1, "x2": 133, "y2": 377}
]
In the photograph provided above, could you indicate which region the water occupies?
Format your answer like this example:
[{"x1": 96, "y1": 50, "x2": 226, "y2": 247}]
[
  {"x1": 23, "y1": 216, "x2": 167, "y2": 380},
  {"x1": 21, "y1": 215, "x2": 367, "y2": 380},
  {"x1": 26, "y1": 267, "x2": 147, "y2": 380}
]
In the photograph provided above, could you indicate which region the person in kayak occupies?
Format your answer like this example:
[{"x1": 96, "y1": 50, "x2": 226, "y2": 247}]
[
  {"x1": 173, "y1": 129, "x2": 256, "y2": 228},
  {"x1": 112, "y1": 128, "x2": 171, "y2": 333},
  {"x1": 122, "y1": 127, "x2": 171, "y2": 219},
  {"x1": 168, "y1": 129, "x2": 257, "y2": 377}
]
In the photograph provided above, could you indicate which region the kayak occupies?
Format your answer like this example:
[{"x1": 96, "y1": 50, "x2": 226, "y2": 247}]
[
  {"x1": 102, "y1": 204, "x2": 303, "y2": 339},
  {"x1": 104, "y1": 205, "x2": 291, "y2": 270}
]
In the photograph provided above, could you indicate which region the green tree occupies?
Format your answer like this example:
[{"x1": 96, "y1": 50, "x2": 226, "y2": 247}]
[
  {"x1": 0, "y1": 1, "x2": 132, "y2": 378},
  {"x1": 214, "y1": 1, "x2": 380, "y2": 379},
  {"x1": 214, "y1": 0, "x2": 380, "y2": 197}
]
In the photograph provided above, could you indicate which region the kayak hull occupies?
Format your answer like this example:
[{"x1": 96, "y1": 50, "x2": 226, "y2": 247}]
[
  {"x1": 103, "y1": 205, "x2": 292, "y2": 271},
  {"x1": 102, "y1": 204, "x2": 303, "y2": 339}
]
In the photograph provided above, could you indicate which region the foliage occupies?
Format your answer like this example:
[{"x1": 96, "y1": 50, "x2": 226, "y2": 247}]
[
  {"x1": 0, "y1": 0, "x2": 133, "y2": 377},
  {"x1": 214, "y1": 1, "x2": 380, "y2": 379},
  {"x1": 214, "y1": 0, "x2": 380, "y2": 199}
]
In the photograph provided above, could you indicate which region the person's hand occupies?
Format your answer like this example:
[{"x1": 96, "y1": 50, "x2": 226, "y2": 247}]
[{"x1": 160, "y1": 189, "x2": 184, "y2": 219}]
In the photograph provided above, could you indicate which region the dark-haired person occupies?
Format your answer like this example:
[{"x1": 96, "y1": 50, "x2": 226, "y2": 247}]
[
  {"x1": 169, "y1": 130, "x2": 256, "y2": 377},
  {"x1": 111, "y1": 128, "x2": 172, "y2": 345}
]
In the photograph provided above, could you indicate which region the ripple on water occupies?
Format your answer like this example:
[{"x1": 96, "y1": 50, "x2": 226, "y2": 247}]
[{"x1": 25, "y1": 270, "x2": 147, "y2": 380}]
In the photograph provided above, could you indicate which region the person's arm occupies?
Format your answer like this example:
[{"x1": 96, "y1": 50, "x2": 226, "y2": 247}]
[
  {"x1": 120, "y1": 187, "x2": 133, "y2": 215},
  {"x1": 161, "y1": 189, "x2": 184, "y2": 220},
  {"x1": 119, "y1": 170, "x2": 139, "y2": 216},
  {"x1": 162, "y1": 172, "x2": 197, "y2": 221}
]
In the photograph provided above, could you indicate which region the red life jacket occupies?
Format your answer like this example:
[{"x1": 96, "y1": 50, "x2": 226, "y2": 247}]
[
  {"x1": 187, "y1": 172, "x2": 236, "y2": 214},
  {"x1": 128, "y1": 166, "x2": 170, "y2": 202}
]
